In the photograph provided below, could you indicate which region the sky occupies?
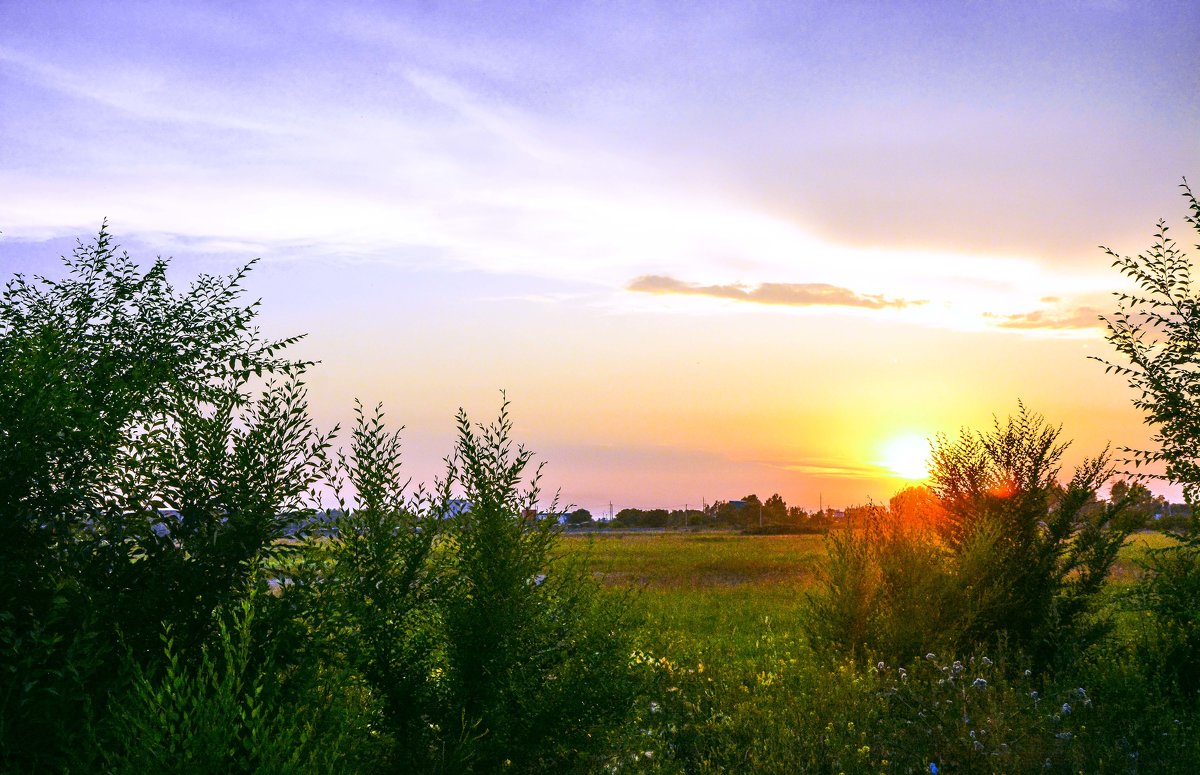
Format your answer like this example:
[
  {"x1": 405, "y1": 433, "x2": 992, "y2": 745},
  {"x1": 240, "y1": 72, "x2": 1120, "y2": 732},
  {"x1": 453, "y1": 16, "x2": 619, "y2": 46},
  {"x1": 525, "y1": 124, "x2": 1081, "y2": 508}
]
[{"x1": 2, "y1": 1, "x2": 1198, "y2": 514}]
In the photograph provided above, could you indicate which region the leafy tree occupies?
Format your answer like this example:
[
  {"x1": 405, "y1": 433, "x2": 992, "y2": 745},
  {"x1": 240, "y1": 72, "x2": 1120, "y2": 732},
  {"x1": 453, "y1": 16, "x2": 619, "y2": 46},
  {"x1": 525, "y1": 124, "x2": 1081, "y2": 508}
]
[
  {"x1": 614, "y1": 507, "x2": 670, "y2": 527},
  {"x1": 1109, "y1": 479, "x2": 1160, "y2": 523},
  {"x1": 763, "y1": 493, "x2": 788, "y2": 524},
  {"x1": 0, "y1": 226, "x2": 329, "y2": 770},
  {"x1": 1098, "y1": 180, "x2": 1200, "y2": 701},
  {"x1": 441, "y1": 401, "x2": 638, "y2": 772},
  {"x1": 888, "y1": 484, "x2": 945, "y2": 533},
  {"x1": 0, "y1": 226, "x2": 640, "y2": 772},
  {"x1": 566, "y1": 508, "x2": 593, "y2": 525},
  {"x1": 297, "y1": 399, "x2": 639, "y2": 772},
  {"x1": 1096, "y1": 181, "x2": 1200, "y2": 527},
  {"x1": 927, "y1": 407, "x2": 1141, "y2": 663},
  {"x1": 299, "y1": 401, "x2": 451, "y2": 769}
]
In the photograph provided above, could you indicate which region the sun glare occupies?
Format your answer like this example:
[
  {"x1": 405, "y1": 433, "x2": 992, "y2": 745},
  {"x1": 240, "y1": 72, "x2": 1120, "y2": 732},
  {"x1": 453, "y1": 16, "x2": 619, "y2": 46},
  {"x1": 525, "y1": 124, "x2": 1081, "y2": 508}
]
[{"x1": 878, "y1": 434, "x2": 932, "y2": 480}]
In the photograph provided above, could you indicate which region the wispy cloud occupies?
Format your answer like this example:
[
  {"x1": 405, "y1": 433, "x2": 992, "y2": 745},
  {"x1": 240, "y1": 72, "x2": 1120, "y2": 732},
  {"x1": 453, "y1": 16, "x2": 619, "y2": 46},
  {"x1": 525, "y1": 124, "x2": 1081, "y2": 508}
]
[
  {"x1": 770, "y1": 458, "x2": 884, "y2": 479},
  {"x1": 627, "y1": 275, "x2": 926, "y2": 310},
  {"x1": 986, "y1": 305, "x2": 1105, "y2": 331},
  {"x1": 0, "y1": 45, "x2": 286, "y2": 135}
]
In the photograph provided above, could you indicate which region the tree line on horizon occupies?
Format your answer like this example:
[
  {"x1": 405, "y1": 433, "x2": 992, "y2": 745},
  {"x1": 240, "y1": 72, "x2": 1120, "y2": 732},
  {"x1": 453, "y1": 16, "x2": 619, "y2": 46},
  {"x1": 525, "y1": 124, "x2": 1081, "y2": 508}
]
[{"x1": 589, "y1": 481, "x2": 1192, "y2": 534}]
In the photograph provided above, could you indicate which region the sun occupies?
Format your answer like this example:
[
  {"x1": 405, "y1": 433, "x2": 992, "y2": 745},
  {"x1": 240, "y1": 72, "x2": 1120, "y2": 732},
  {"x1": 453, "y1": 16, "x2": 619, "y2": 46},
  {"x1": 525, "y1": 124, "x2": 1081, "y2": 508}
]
[{"x1": 877, "y1": 434, "x2": 932, "y2": 480}]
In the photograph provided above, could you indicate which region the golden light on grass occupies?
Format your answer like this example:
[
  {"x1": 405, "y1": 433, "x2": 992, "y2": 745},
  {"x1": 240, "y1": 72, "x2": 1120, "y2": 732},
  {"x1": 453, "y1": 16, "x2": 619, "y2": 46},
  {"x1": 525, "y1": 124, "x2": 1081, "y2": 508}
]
[{"x1": 877, "y1": 434, "x2": 932, "y2": 480}]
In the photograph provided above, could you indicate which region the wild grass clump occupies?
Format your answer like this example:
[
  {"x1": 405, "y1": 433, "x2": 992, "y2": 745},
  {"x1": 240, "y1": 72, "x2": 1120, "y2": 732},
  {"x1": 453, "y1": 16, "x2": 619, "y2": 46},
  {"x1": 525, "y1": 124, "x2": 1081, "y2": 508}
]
[{"x1": 100, "y1": 581, "x2": 374, "y2": 775}]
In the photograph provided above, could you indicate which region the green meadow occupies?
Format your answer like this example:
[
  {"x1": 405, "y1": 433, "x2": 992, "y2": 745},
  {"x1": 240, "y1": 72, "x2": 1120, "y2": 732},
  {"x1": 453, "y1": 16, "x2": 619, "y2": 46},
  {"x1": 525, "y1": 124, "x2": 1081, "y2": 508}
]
[
  {"x1": 566, "y1": 533, "x2": 823, "y2": 666},
  {"x1": 559, "y1": 531, "x2": 1199, "y2": 773}
]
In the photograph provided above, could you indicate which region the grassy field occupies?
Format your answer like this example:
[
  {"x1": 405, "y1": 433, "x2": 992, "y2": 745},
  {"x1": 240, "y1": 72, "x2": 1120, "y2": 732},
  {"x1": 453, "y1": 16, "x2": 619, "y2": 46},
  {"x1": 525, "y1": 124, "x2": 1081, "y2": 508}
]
[
  {"x1": 562, "y1": 532, "x2": 825, "y2": 664},
  {"x1": 557, "y1": 530, "x2": 1198, "y2": 773},
  {"x1": 562, "y1": 530, "x2": 1174, "y2": 648},
  {"x1": 563, "y1": 531, "x2": 826, "y2": 587}
]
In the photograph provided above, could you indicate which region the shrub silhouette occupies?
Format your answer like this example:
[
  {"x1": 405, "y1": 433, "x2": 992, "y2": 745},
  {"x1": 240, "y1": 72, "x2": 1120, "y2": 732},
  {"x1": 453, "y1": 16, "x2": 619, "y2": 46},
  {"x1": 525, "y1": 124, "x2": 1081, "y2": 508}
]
[{"x1": 808, "y1": 405, "x2": 1141, "y2": 668}]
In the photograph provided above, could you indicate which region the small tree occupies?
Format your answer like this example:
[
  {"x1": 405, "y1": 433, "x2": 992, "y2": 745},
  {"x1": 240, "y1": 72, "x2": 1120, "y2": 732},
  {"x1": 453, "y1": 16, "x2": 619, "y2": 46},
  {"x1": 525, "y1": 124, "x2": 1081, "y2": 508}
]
[
  {"x1": 927, "y1": 407, "x2": 1140, "y2": 664},
  {"x1": 1097, "y1": 180, "x2": 1200, "y2": 699},
  {"x1": 440, "y1": 399, "x2": 638, "y2": 772},
  {"x1": 808, "y1": 406, "x2": 1140, "y2": 667},
  {"x1": 1095, "y1": 180, "x2": 1200, "y2": 528},
  {"x1": 296, "y1": 399, "x2": 639, "y2": 772},
  {"x1": 763, "y1": 493, "x2": 788, "y2": 524},
  {"x1": 300, "y1": 401, "x2": 451, "y2": 769},
  {"x1": 566, "y1": 508, "x2": 593, "y2": 525}
]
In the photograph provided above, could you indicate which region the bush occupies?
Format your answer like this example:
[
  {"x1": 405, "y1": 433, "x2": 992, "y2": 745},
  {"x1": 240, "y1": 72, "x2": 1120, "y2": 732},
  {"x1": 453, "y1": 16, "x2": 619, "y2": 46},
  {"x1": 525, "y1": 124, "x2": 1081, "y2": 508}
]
[
  {"x1": 295, "y1": 399, "x2": 641, "y2": 773},
  {"x1": 0, "y1": 227, "x2": 330, "y2": 770},
  {"x1": 297, "y1": 401, "x2": 452, "y2": 769},
  {"x1": 806, "y1": 406, "x2": 1141, "y2": 668},
  {"x1": 0, "y1": 228, "x2": 643, "y2": 772},
  {"x1": 441, "y1": 400, "x2": 641, "y2": 772},
  {"x1": 101, "y1": 581, "x2": 371, "y2": 775}
]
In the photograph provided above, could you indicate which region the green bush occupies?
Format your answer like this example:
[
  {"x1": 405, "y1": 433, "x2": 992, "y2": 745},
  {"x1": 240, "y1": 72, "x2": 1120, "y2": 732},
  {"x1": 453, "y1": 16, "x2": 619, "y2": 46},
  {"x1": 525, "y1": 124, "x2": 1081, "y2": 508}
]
[
  {"x1": 293, "y1": 399, "x2": 641, "y2": 773},
  {"x1": 101, "y1": 581, "x2": 371, "y2": 775},
  {"x1": 296, "y1": 400, "x2": 453, "y2": 769},
  {"x1": 806, "y1": 406, "x2": 1141, "y2": 668},
  {"x1": 1098, "y1": 179, "x2": 1200, "y2": 712},
  {"x1": 432, "y1": 401, "x2": 642, "y2": 772},
  {"x1": 0, "y1": 228, "x2": 644, "y2": 771},
  {"x1": 0, "y1": 227, "x2": 331, "y2": 770}
]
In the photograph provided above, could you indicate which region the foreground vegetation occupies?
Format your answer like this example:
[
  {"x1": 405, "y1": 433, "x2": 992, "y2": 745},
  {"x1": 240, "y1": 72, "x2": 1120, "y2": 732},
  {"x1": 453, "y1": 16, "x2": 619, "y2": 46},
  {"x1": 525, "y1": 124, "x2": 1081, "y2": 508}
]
[
  {"x1": 569, "y1": 531, "x2": 1199, "y2": 772},
  {"x1": 2, "y1": 182, "x2": 1199, "y2": 772}
]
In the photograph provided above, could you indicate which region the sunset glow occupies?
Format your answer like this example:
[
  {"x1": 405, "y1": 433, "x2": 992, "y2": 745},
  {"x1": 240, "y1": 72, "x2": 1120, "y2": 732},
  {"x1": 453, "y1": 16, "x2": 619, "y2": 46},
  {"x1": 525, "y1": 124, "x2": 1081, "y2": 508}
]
[
  {"x1": 1, "y1": 2, "x2": 1196, "y2": 512},
  {"x1": 878, "y1": 435, "x2": 933, "y2": 482}
]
